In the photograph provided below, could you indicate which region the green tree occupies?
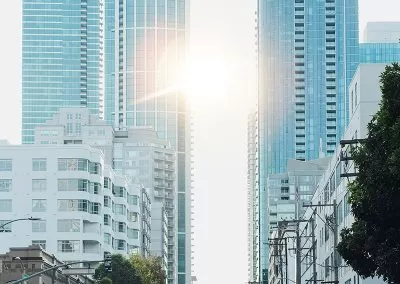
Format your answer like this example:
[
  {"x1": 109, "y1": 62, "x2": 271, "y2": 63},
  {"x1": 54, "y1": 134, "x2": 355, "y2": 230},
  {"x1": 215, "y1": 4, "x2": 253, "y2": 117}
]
[
  {"x1": 130, "y1": 254, "x2": 166, "y2": 284},
  {"x1": 94, "y1": 254, "x2": 142, "y2": 284},
  {"x1": 98, "y1": 277, "x2": 112, "y2": 284},
  {"x1": 337, "y1": 63, "x2": 400, "y2": 283}
]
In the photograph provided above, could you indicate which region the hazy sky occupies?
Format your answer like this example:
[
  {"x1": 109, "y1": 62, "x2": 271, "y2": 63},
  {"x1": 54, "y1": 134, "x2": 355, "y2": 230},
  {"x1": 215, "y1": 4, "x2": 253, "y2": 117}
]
[{"x1": 0, "y1": 1, "x2": 400, "y2": 283}]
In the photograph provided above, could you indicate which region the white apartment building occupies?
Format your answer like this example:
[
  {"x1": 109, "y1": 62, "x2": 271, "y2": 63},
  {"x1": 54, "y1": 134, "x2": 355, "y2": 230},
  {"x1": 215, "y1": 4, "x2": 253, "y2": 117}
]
[
  {"x1": 297, "y1": 64, "x2": 388, "y2": 284},
  {"x1": 0, "y1": 143, "x2": 150, "y2": 264},
  {"x1": 34, "y1": 107, "x2": 175, "y2": 277}
]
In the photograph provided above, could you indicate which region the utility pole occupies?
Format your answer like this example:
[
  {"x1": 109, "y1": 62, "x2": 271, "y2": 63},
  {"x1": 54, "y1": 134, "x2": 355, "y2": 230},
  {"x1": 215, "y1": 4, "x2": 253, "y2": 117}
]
[
  {"x1": 284, "y1": 237, "x2": 288, "y2": 284},
  {"x1": 295, "y1": 221, "x2": 301, "y2": 284},
  {"x1": 333, "y1": 199, "x2": 338, "y2": 284},
  {"x1": 311, "y1": 214, "x2": 317, "y2": 284}
]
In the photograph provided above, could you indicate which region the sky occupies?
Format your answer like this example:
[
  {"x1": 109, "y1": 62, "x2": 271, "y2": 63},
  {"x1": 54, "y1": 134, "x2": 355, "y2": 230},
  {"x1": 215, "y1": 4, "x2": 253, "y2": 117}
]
[{"x1": 0, "y1": 1, "x2": 400, "y2": 283}]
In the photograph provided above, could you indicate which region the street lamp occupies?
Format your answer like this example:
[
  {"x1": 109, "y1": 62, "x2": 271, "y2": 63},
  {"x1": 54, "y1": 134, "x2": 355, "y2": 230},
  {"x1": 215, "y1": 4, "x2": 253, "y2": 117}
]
[{"x1": 0, "y1": 217, "x2": 42, "y2": 231}]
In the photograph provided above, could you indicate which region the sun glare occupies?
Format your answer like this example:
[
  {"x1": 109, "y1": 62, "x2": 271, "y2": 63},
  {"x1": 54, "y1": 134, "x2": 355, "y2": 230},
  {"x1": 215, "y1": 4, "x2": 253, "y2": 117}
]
[{"x1": 179, "y1": 56, "x2": 230, "y2": 103}]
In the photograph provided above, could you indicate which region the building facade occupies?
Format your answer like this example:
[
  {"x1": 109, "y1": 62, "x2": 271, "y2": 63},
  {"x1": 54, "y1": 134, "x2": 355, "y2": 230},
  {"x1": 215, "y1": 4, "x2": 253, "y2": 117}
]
[
  {"x1": 267, "y1": 158, "x2": 329, "y2": 231},
  {"x1": 104, "y1": 2, "x2": 192, "y2": 282},
  {"x1": 247, "y1": 111, "x2": 259, "y2": 282},
  {"x1": 267, "y1": 64, "x2": 387, "y2": 284},
  {"x1": 359, "y1": 22, "x2": 400, "y2": 65},
  {"x1": 0, "y1": 246, "x2": 94, "y2": 284},
  {"x1": 257, "y1": 1, "x2": 359, "y2": 281},
  {"x1": 0, "y1": 143, "x2": 150, "y2": 263},
  {"x1": 22, "y1": 0, "x2": 105, "y2": 144},
  {"x1": 35, "y1": 107, "x2": 178, "y2": 282},
  {"x1": 22, "y1": 1, "x2": 192, "y2": 281}
]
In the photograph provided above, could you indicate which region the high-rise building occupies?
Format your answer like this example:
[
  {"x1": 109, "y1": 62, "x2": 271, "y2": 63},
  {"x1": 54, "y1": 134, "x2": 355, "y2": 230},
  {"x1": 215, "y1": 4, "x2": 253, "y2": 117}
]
[
  {"x1": 35, "y1": 107, "x2": 180, "y2": 282},
  {"x1": 247, "y1": 111, "x2": 259, "y2": 283},
  {"x1": 257, "y1": 1, "x2": 359, "y2": 282},
  {"x1": 22, "y1": 0, "x2": 105, "y2": 144},
  {"x1": 103, "y1": 3, "x2": 192, "y2": 281},
  {"x1": 22, "y1": 1, "x2": 191, "y2": 281}
]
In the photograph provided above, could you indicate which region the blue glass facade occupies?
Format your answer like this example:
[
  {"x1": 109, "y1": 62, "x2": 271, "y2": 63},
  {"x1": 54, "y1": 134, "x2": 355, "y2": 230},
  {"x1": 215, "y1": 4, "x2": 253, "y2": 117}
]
[
  {"x1": 103, "y1": 1, "x2": 190, "y2": 283},
  {"x1": 257, "y1": 0, "x2": 358, "y2": 282},
  {"x1": 360, "y1": 43, "x2": 400, "y2": 63},
  {"x1": 22, "y1": 0, "x2": 104, "y2": 144}
]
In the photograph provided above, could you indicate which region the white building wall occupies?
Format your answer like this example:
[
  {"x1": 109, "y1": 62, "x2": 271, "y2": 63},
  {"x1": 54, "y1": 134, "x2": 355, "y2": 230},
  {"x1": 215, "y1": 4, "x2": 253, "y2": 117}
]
[
  {"x1": 0, "y1": 144, "x2": 145, "y2": 264},
  {"x1": 298, "y1": 64, "x2": 388, "y2": 284},
  {"x1": 34, "y1": 108, "x2": 177, "y2": 278}
]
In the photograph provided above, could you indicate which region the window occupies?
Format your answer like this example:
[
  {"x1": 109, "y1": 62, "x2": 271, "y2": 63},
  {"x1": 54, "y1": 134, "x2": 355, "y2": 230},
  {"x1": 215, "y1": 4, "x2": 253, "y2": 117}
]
[
  {"x1": 355, "y1": 82, "x2": 358, "y2": 107},
  {"x1": 0, "y1": 179, "x2": 12, "y2": 192},
  {"x1": 104, "y1": 196, "x2": 111, "y2": 207},
  {"x1": 104, "y1": 233, "x2": 111, "y2": 244},
  {"x1": 128, "y1": 211, "x2": 138, "y2": 222},
  {"x1": 0, "y1": 199, "x2": 12, "y2": 212},
  {"x1": 58, "y1": 240, "x2": 80, "y2": 253},
  {"x1": 32, "y1": 199, "x2": 46, "y2": 212},
  {"x1": 128, "y1": 194, "x2": 138, "y2": 205},
  {"x1": 32, "y1": 158, "x2": 47, "y2": 171},
  {"x1": 0, "y1": 220, "x2": 11, "y2": 232},
  {"x1": 32, "y1": 179, "x2": 46, "y2": 192},
  {"x1": 90, "y1": 202, "x2": 100, "y2": 215},
  {"x1": 58, "y1": 159, "x2": 88, "y2": 171},
  {"x1": 104, "y1": 214, "x2": 111, "y2": 226},
  {"x1": 90, "y1": 162, "x2": 101, "y2": 175},
  {"x1": 344, "y1": 193, "x2": 351, "y2": 217},
  {"x1": 58, "y1": 219, "x2": 80, "y2": 232},
  {"x1": 114, "y1": 204, "x2": 126, "y2": 215},
  {"x1": 128, "y1": 228, "x2": 139, "y2": 239},
  {"x1": 75, "y1": 123, "x2": 82, "y2": 135},
  {"x1": 115, "y1": 186, "x2": 126, "y2": 198},
  {"x1": 66, "y1": 122, "x2": 73, "y2": 135},
  {"x1": 58, "y1": 179, "x2": 89, "y2": 192},
  {"x1": 32, "y1": 240, "x2": 46, "y2": 250},
  {"x1": 337, "y1": 201, "x2": 343, "y2": 224},
  {"x1": 104, "y1": 177, "x2": 111, "y2": 189},
  {"x1": 32, "y1": 220, "x2": 46, "y2": 232},
  {"x1": 92, "y1": 183, "x2": 101, "y2": 194},
  {"x1": 118, "y1": 222, "x2": 126, "y2": 233},
  {"x1": 0, "y1": 159, "x2": 12, "y2": 171},
  {"x1": 117, "y1": 239, "x2": 125, "y2": 250}
]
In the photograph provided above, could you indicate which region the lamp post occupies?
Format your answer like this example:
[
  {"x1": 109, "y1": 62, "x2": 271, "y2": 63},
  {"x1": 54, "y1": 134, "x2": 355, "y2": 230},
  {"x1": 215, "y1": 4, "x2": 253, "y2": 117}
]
[{"x1": 0, "y1": 217, "x2": 42, "y2": 232}]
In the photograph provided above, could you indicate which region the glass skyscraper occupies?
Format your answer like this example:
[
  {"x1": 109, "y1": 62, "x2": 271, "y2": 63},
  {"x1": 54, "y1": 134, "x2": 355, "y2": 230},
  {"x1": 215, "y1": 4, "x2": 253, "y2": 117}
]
[
  {"x1": 257, "y1": 1, "x2": 359, "y2": 282},
  {"x1": 22, "y1": 1, "x2": 190, "y2": 283},
  {"x1": 22, "y1": 0, "x2": 104, "y2": 144},
  {"x1": 103, "y1": 1, "x2": 190, "y2": 283}
]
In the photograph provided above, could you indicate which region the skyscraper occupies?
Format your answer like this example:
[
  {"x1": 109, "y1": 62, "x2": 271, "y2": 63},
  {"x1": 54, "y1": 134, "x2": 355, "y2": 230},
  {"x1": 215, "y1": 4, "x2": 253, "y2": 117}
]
[
  {"x1": 103, "y1": 1, "x2": 191, "y2": 283},
  {"x1": 247, "y1": 111, "x2": 259, "y2": 282},
  {"x1": 257, "y1": 1, "x2": 359, "y2": 282},
  {"x1": 22, "y1": 1, "x2": 191, "y2": 283},
  {"x1": 22, "y1": 0, "x2": 105, "y2": 144}
]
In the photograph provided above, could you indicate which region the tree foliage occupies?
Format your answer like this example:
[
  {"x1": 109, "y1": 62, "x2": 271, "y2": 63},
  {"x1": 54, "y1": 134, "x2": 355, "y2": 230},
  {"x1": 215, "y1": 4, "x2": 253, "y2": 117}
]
[
  {"x1": 98, "y1": 277, "x2": 112, "y2": 284},
  {"x1": 337, "y1": 63, "x2": 400, "y2": 283},
  {"x1": 94, "y1": 254, "x2": 142, "y2": 284},
  {"x1": 130, "y1": 254, "x2": 166, "y2": 284}
]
